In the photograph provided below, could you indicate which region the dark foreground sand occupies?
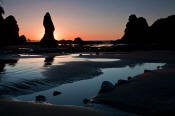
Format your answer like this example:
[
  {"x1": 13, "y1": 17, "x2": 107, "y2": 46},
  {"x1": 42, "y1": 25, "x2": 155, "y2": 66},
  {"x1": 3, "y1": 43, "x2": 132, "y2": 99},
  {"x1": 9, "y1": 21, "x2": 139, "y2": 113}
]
[
  {"x1": 94, "y1": 67, "x2": 175, "y2": 115},
  {"x1": 1, "y1": 51, "x2": 175, "y2": 116},
  {"x1": 90, "y1": 51, "x2": 175, "y2": 116},
  {"x1": 0, "y1": 100, "x2": 109, "y2": 116}
]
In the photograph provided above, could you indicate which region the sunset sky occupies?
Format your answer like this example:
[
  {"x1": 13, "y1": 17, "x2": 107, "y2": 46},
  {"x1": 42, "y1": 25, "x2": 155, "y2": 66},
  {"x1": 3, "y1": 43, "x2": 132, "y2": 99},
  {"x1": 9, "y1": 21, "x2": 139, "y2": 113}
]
[{"x1": 2, "y1": 0, "x2": 175, "y2": 41}]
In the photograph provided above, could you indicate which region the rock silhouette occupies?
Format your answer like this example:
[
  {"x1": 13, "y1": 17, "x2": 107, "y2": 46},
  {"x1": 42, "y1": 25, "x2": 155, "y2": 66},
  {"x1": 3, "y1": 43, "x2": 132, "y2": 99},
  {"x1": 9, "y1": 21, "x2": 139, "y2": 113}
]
[
  {"x1": 115, "y1": 79, "x2": 129, "y2": 87},
  {"x1": 44, "y1": 56, "x2": 55, "y2": 67},
  {"x1": 149, "y1": 15, "x2": 175, "y2": 43},
  {"x1": 40, "y1": 12, "x2": 58, "y2": 47},
  {"x1": 120, "y1": 14, "x2": 149, "y2": 43},
  {"x1": 98, "y1": 81, "x2": 115, "y2": 94},
  {"x1": 53, "y1": 91, "x2": 62, "y2": 96},
  {"x1": 35, "y1": 95, "x2": 46, "y2": 102},
  {"x1": 4, "y1": 15, "x2": 19, "y2": 44},
  {"x1": 0, "y1": 60, "x2": 5, "y2": 72},
  {"x1": 0, "y1": 5, "x2": 26, "y2": 46},
  {"x1": 19, "y1": 35, "x2": 27, "y2": 44},
  {"x1": 0, "y1": 59, "x2": 19, "y2": 73},
  {"x1": 0, "y1": 5, "x2": 4, "y2": 22},
  {"x1": 83, "y1": 98, "x2": 90, "y2": 104},
  {"x1": 74, "y1": 37, "x2": 83, "y2": 44},
  {"x1": 118, "y1": 14, "x2": 175, "y2": 46},
  {"x1": 0, "y1": 5, "x2": 4, "y2": 46}
]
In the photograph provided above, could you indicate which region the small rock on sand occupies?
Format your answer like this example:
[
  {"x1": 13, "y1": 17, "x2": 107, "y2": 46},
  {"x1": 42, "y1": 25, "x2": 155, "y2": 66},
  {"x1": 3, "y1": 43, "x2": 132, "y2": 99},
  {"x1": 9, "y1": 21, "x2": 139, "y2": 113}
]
[
  {"x1": 83, "y1": 98, "x2": 90, "y2": 104},
  {"x1": 35, "y1": 95, "x2": 46, "y2": 102},
  {"x1": 53, "y1": 91, "x2": 62, "y2": 96},
  {"x1": 99, "y1": 81, "x2": 115, "y2": 94},
  {"x1": 128, "y1": 76, "x2": 132, "y2": 80},
  {"x1": 157, "y1": 66, "x2": 161, "y2": 69},
  {"x1": 144, "y1": 69, "x2": 152, "y2": 73},
  {"x1": 115, "y1": 79, "x2": 129, "y2": 87}
]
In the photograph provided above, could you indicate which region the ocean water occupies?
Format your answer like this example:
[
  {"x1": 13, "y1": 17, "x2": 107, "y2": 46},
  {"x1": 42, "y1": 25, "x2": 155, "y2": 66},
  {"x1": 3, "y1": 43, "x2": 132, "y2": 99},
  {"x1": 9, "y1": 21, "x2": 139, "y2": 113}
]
[{"x1": 0, "y1": 54, "x2": 165, "y2": 116}]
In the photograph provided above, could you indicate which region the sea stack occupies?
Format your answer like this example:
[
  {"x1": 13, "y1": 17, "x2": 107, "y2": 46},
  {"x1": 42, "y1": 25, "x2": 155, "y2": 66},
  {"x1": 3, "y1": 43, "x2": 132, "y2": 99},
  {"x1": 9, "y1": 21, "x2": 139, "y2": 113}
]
[
  {"x1": 4, "y1": 15, "x2": 19, "y2": 44},
  {"x1": 40, "y1": 12, "x2": 58, "y2": 47},
  {"x1": 0, "y1": 6, "x2": 26, "y2": 46},
  {"x1": 121, "y1": 14, "x2": 149, "y2": 43},
  {"x1": 0, "y1": 15, "x2": 20, "y2": 45}
]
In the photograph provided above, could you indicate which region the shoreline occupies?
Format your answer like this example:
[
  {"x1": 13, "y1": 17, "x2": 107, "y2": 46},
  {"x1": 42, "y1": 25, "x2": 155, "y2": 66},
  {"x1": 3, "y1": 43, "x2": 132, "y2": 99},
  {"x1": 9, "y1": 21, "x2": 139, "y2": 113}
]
[
  {"x1": 1, "y1": 51, "x2": 175, "y2": 115},
  {"x1": 0, "y1": 99, "x2": 110, "y2": 116},
  {"x1": 93, "y1": 63, "x2": 175, "y2": 115},
  {"x1": 74, "y1": 51, "x2": 175, "y2": 115}
]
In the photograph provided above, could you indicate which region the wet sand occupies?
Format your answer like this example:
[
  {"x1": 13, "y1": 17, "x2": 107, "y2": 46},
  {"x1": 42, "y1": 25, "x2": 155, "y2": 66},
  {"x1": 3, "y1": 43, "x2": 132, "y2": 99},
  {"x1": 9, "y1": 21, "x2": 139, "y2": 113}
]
[
  {"x1": 78, "y1": 51, "x2": 175, "y2": 63},
  {"x1": 1, "y1": 51, "x2": 175, "y2": 116},
  {"x1": 90, "y1": 51, "x2": 175, "y2": 115},
  {"x1": 40, "y1": 51, "x2": 175, "y2": 115},
  {"x1": 43, "y1": 51, "x2": 174, "y2": 82},
  {"x1": 0, "y1": 99, "x2": 109, "y2": 116}
]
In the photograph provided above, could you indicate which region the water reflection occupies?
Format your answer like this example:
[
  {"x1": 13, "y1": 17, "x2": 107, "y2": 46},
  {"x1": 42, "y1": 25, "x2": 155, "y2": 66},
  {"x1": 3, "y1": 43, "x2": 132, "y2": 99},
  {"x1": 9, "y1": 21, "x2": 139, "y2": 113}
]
[
  {"x1": 0, "y1": 55, "x2": 166, "y2": 98},
  {"x1": 128, "y1": 63, "x2": 144, "y2": 68},
  {"x1": 16, "y1": 62, "x2": 165, "y2": 116},
  {"x1": 0, "y1": 55, "x2": 166, "y2": 116},
  {"x1": 0, "y1": 62, "x2": 5, "y2": 72},
  {"x1": 0, "y1": 59, "x2": 19, "y2": 73},
  {"x1": 44, "y1": 56, "x2": 55, "y2": 67}
]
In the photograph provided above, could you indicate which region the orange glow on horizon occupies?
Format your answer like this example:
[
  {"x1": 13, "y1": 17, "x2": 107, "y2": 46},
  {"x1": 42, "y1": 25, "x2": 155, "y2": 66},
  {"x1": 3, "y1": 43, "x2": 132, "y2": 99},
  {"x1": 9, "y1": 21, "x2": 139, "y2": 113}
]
[
  {"x1": 6, "y1": 0, "x2": 175, "y2": 42},
  {"x1": 16, "y1": 6, "x2": 124, "y2": 42},
  {"x1": 20, "y1": 30, "x2": 123, "y2": 42},
  {"x1": 18, "y1": 14, "x2": 124, "y2": 42}
]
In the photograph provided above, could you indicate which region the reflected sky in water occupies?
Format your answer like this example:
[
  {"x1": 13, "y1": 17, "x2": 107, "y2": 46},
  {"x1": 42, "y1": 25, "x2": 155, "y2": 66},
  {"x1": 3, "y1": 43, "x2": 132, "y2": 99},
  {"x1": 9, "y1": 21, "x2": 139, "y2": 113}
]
[{"x1": 0, "y1": 54, "x2": 165, "y2": 116}]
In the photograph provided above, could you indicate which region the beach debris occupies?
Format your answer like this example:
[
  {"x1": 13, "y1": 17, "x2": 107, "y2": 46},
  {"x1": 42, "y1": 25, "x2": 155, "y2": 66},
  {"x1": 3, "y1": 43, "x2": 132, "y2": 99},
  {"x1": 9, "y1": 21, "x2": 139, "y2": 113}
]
[
  {"x1": 128, "y1": 76, "x2": 132, "y2": 80},
  {"x1": 53, "y1": 91, "x2": 62, "y2": 96},
  {"x1": 99, "y1": 81, "x2": 115, "y2": 94},
  {"x1": 144, "y1": 69, "x2": 152, "y2": 73},
  {"x1": 87, "y1": 104, "x2": 93, "y2": 107},
  {"x1": 13, "y1": 83, "x2": 30, "y2": 89},
  {"x1": 35, "y1": 95, "x2": 46, "y2": 102},
  {"x1": 83, "y1": 98, "x2": 90, "y2": 104},
  {"x1": 157, "y1": 66, "x2": 161, "y2": 70},
  {"x1": 79, "y1": 54, "x2": 83, "y2": 56},
  {"x1": 96, "y1": 52, "x2": 100, "y2": 56},
  {"x1": 115, "y1": 79, "x2": 129, "y2": 87}
]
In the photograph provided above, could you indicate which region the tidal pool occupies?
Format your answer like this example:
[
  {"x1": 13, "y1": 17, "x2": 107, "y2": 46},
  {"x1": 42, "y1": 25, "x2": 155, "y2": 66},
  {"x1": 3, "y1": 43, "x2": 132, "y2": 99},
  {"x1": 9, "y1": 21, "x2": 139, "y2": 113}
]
[{"x1": 0, "y1": 54, "x2": 165, "y2": 116}]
